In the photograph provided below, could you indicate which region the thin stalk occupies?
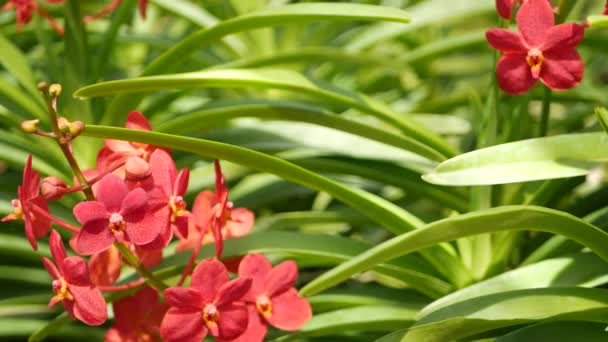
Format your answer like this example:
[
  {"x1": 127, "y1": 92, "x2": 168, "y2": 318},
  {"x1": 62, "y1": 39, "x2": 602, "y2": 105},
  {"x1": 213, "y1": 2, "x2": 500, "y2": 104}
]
[
  {"x1": 98, "y1": 277, "x2": 145, "y2": 292},
  {"x1": 29, "y1": 205, "x2": 80, "y2": 233},
  {"x1": 114, "y1": 243, "x2": 168, "y2": 291},
  {"x1": 538, "y1": 87, "x2": 552, "y2": 137}
]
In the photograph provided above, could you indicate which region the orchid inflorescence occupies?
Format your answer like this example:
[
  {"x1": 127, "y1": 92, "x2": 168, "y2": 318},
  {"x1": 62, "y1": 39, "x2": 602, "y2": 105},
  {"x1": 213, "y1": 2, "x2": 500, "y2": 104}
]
[
  {"x1": 2, "y1": 85, "x2": 312, "y2": 341},
  {"x1": 489, "y1": 0, "x2": 608, "y2": 95}
]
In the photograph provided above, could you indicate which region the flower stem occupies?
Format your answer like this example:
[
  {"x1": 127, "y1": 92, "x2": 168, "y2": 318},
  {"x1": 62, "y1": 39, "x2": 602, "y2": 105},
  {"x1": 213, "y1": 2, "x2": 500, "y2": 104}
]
[
  {"x1": 98, "y1": 277, "x2": 145, "y2": 292},
  {"x1": 114, "y1": 242, "x2": 168, "y2": 291},
  {"x1": 43, "y1": 92, "x2": 95, "y2": 200},
  {"x1": 538, "y1": 87, "x2": 552, "y2": 137},
  {"x1": 29, "y1": 205, "x2": 80, "y2": 233}
]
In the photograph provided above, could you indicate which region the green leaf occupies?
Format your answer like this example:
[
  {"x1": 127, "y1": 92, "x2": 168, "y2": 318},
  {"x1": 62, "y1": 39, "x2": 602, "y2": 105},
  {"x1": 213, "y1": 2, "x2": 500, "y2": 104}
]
[
  {"x1": 346, "y1": 0, "x2": 493, "y2": 51},
  {"x1": 101, "y1": 2, "x2": 411, "y2": 125},
  {"x1": 496, "y1": 321, "x2": 608, "y2": 342},
  {"x1": 158, "y1": 231, "x2": 453, "y2": 298},
  {"x1": 157, "y1": 100, "x2": 447, "y2": 161},
  {"x1": 423, "y1": 132, "x2": 607, "y2": 186},
  {"x1": 308, "y1": 286, "x2": 429, "y2": 313},
  {"x1": 0, "y1": 35, "x2": 45, "y2": 107},
  {"x1": 401, "y1": 287, "x2": 608, "y2": 341},
  {"x1": 419, "y1": 252, "x2": 608, "y2": 317},
  {"x1": 83, "y1": 125, "x2": 471, "y2": 287},
  {"x1": 300, "y1": 206, "x2": 608, "y2": 296},
  {"x1": 587, "y1": 15, "x2": 608, "y2": 29},
  {"x1": 595, "y1": 107, "x2": 608, "y2": 135},
  {"x1": 285, "y1": 305, "x2": 418, "y2": 338},
  {"x1": 76, "y1": 68, "x2": 455, "y2": 158}
]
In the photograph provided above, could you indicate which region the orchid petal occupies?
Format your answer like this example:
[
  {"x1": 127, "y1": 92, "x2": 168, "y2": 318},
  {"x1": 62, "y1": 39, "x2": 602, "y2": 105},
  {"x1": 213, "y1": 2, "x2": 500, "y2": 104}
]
[
  {"x1": 95, "y1": 174, "x2": 128, "y2": 213},
  {"x1": 126, "y1": 111, "x2": 152, "y2": 131},
  {"x1": 49, "y1": 230, "x2": 67, "y2": 267},
  {"x1": 76, "y1": 219, "x2": 113, "y2": 255},
  {"x1": 216, "y1": 278, "x2": 252, "y2": 307},
  {"x1": 69, "y1": 285, "x2": 107, "y2": 326},
  {"x1": 215, "y1": 303, "x2": 249, "y2": 340},
  {"x1": 149, "y1": 149, "x2": 176, "y2": 195},
  {"x1": 73, "y1": 201, "x2": 108, "y2": 224},
  {"x1": 120, "y1": 188, "x2": 147, "y2": 216},
  {"x1": 88, "y1": 246, "x2": 121, "y2": 286},
  {"x1": 62, "y1": 256, "x2": 92, "y2": 286},
  {"x1": 161, "y1": 307, "x2": 207, "y2": 342},
  {"x1": 486, "y1": 28, "x2": 526, "y2": 53},
  {"x1": 41, "y1": 256, "x2": 60, "y2": 280},
  {"x1": 496, "y1": 53, "x2": 537, "y2": 94},
  {"x1": 265, "y1": 288, "x2": 312, "y2": 331},
  {"x1": 191, "y1": 258, "x2": 229, "y2": 302},
  {"x1": 265, "y1": 261, "x2": 298, "y2": 297},
  {"x1": 541, "y1": 23, "x2": 585, "y2": 52},
  {"x1": 238, "y1": 254, "x2": 273, "y2": 298},
  {"x1": 516, "y1": 0, "x2": 554, "y2": 47},
  {"x1": 540, "y1": 49, "x2": 584, "y2": 91},
  {"x1": 164, "y1": 287, "x2": 203, "y2": 309}
]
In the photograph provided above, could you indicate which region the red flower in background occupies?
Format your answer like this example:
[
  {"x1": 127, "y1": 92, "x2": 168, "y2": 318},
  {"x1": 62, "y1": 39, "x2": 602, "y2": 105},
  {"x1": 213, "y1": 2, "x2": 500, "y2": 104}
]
[
  {"x1": 72, "y1": 174, "x2": 160, "y2": 255},
  {"x1": 88, "y1": 243, "x2": 162, "y2": 287},
  {"x1": 161, "y1": 258, "x2": 251, "y2": 342},
  {"x1": 604, "y1": 0, "x2": 608, "y2": 15},
  {"x1": 177, "y1": 161, "x2": 254, "y2": 257},
  {"x1": 486, "y1": 0, "x2": 585, "y2": 94},
  {"x1": 495, "y1": 0, "x2": 521, "y2": 19},
  {"x1": 105, "y1": 287, "x2": 167, "y2": 342},
  {"x1": 2, "y1": 0, "x2": 64, "y2": 34},
  {"x1": 41, "y1": 230, "x2": 107, "y2": 326},
  {"x1": 233, "y1": 254, "x2": 311, "y2": 342},
  {"x1": 2, "y1": 155, "x2": 51, "y2": 251},
  {"x1": 84, "y1": 0, "x2": 148, "y2": 23}
]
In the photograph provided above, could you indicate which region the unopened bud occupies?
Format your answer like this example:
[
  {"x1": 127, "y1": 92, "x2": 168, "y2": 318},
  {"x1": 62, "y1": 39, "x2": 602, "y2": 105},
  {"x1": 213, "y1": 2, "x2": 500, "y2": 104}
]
[
  {"x1": 20, "y1": 119, "x2": 40, "y2": 133},
  {"x1": 68, "y1": 121, "x2": 84, "y2": 137},
  {"x1": 57, "y1": 117, "x2": 70, "y2": 133},
  {"x1": 49, "y1": 83, "x2": 62, "y2": 97},
  {"x1": 37, "y1": 82, "x2": 48, "y2": 94},
  {"x1": 124, "y1": 156, "x2": 151, "y2": 181},
  {"x1": 41, "y1": 176, "x2": 69, "y2": 201}
]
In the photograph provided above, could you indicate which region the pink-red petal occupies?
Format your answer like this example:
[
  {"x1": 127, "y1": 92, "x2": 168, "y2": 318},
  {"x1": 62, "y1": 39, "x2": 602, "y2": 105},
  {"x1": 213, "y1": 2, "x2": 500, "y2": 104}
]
[
  {"x1": 68, "y1": 284, "x2": 107, "y2": 326},
  {"x1": 164, "y1": 287, "x2": 203, "y2": 309},
  {"x1": 41, "y1": 256, "x2": 60, "y2": 280},
  {"x1": 216, "y1": 278, "x2": 252, "y2": 307},
  {"x1": 215, "y1": 303, "x2": 249, "y2": 340},
  {"x1": 62, "y1": 256, "x2": 92, "y2": 286},
  {"x1": 76, "y1": 219, "x2": 114, "y2": 255},
  {"x1": 496, "y1": 53, "x2": 537, "y2": 94},
  {"x1": 229, "y1": 305, "x2": 268, "y2": 342},
  {"x1": 88, "y1": 246, "x2": 121, "y2": 286},
  {"x1": 161, "y1": 307, "x2": 207, "y2": 342},
  {"x1": 485, "y1": 29, "x2": 526, "y2": 53},
  {"x1": 265, "y1": 261, "x2": 298, "y2": 297},
  {"x1": 149, "y1": 149, "x2": 176, "y2": 195},
  {"x1": 120, "y1": 188, "x2": 147, "y2": 216},
  {"x1": 49, "y1": 230, "x2": 67, "y2": 267},
  {"x1": 73, "y1": 201, "x2": 109, "y2": 224},
  {"x1": 95, "y1": 174, "x2": 128, "y2": 213},
  {"x1": 238, "y1": 254, "x2": 273, "y2": 298},
  {"x1": 516, "y1": 0, "x2": 554, "y2": 47},
  {"x1": 540, "y1": 49, "x2": 584, "y2": 90},
  {"x1": 191, "y1": 258, "x2": 230, "y2": 301},
  {"x1": 126, "y1": 111, "x2": 152, "y2": 131},
  {"x1": 541, "y1": 23, "x2": 585, "y2": 52},
  {"x1": 265, "y1": 288, "x2": 312, "y2": 331}
]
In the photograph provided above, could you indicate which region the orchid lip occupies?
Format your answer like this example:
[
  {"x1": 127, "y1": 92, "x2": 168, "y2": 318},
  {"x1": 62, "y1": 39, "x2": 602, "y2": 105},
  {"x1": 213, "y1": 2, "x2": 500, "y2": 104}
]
[
  {"x1": 256, "y1": 295, "x2": 273, "y2": 318},
  {"x1": 202, "y1": 303, "x2": 220, "y2": 334}
]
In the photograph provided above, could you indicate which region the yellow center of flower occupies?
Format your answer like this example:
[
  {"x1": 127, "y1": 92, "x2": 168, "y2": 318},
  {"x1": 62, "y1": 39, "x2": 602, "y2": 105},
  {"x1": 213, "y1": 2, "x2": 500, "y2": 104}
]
[
  {"x1": 256, "y1": 295, "x2": 273, "y2": 318},
  {"x1": 109, "y1": 213, "x2": 126, "y2": 242},
  {"x1": 51, "y1": 278, "x2": 74, "y2": 303},
  {"x1": 169, "y1": 196, "x2": 187, "y2": 222},
  {"x1": 203, "y1": 304, "x2": 220, "y2": 331},
  {"x1": 12, "y1": 200, "x2": 24, "y2": 220},
  {"x1": 526, "y1": 48, "x2": 544, "y2": 79}
]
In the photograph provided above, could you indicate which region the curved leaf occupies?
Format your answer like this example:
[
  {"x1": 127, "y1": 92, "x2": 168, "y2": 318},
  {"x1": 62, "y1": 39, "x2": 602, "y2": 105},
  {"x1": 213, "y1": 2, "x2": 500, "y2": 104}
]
[
  {"x1": 76, "y1": 69, "x2": 455, "y2": 158},
  {"x1": 300, "y1": 206, "x2": 608, "y2": 296},
  {"x1": 423, "y1": 132, "x2": 607, "y2": 186},
  {"x1": 82, "y1": 125, "x2": 472, "y2": 287},
  {"x1": 402, "y1": 287, "x2": 608, "y2": 341},
  {"x1": 420, "y1": 252, "x2": 608, "y2": 317},
  {"x1": 588, "y1": 15, "x2": 608, "y2": 29},
  {"x1": 101, "y1": 2, "x2": 411, "y2": 124},
  {"x1": 496, "y1": 321, "x2": 608, "y2": 341}
]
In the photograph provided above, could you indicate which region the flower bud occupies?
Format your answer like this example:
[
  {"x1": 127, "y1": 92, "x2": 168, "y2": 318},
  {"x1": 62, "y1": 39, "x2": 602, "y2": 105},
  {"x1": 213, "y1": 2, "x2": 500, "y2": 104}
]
[
  {"x1": 41, "y1": 176, "x2": 69, "y2": 201},
  {"x1": 37, "y1": 82, "x2": 48, "y2": 94},
  {"x1": 57, "y1": 117, "x2": 70, "y2": 133},
  {"x1": 68, "y1": 121, "x2": 84, "y2": 137},
  {"x1": 49, "y1": 83, "x2": 62, "y2": 97},
  {"x1": 124, "y1": 156, "x2": 151, "y2": 181},
  {"x1": 20, "y1": 119, "x2": 40, "y2": 133}
]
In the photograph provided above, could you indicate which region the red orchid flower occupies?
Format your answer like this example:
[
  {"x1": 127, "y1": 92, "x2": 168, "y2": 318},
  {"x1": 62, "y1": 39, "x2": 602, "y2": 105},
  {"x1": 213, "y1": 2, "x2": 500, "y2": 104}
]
[
  {"x1": 176, "y1": 161, "x2": 254, "y2": 257},
  {"x1": 604, "y1": 1, "x2": 608, "y2": 15},
  {"x1": 143, "y1": 149, "x2": 191, "y2": 250},
  {"x1": 106, "y1": 287, "x2": 167, "y2": 342},
  {"x1": 495, "y1": 0, "x2": 554, "y2": 20},
  {"x1": 105, "y1": 112, "x2": 158, "y2": 161},
  {"x1": 72, "y1": 174, "x2": 160, "y2": 255},
  {"x1": 2, "y1": 155, "x2": 51, "y2": 251},
  {"x1": 41, "y1": 230, "x2": 107, "y2": 326},
  {"x1": 486, "y1": 0, "x2": 585, "y2": 94},
  {"x1": 2, "y1": 0, "x2": 64, "y2": 34},
  {"x1": 233, "y1": 254, "x2": 311, "y2": 341},
  {"x1": 84, "y1": 0, "x2": 147, "y2": 23},
  {"x1": 160, "y1": 258, "x2": 252, "y2": 342}
]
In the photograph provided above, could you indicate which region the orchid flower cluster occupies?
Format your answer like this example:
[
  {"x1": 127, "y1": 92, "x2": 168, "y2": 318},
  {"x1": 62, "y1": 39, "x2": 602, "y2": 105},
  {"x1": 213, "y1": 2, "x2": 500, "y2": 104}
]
[
  {"x1": 2, "y1": 85, "x2": 312, "y2": 341},
  {"x1": 2, "y1": 0, "x2": 147, "y2": 34},
  {"x1": 488, "y1": 0, "x2": 608, "y2": 94}
]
